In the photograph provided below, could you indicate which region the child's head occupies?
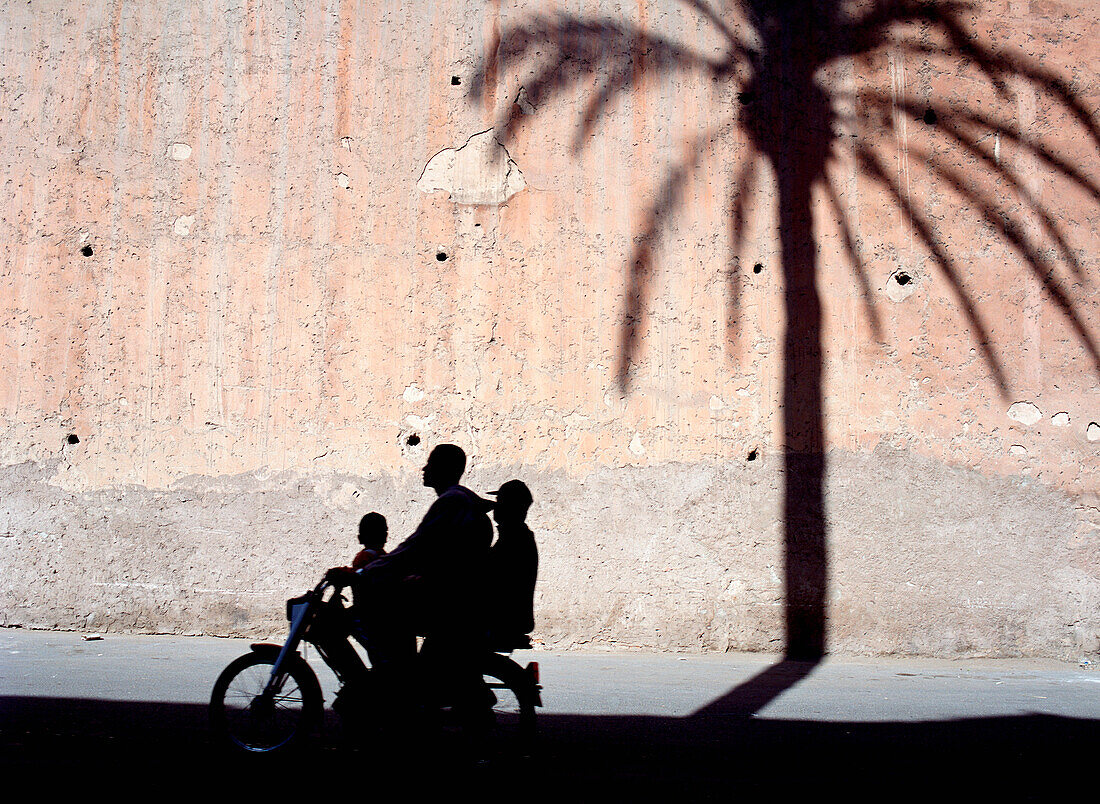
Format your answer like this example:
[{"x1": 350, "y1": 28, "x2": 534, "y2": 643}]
[{"x1": 358, "y1": 512, "x2": 388, "y2": 551}]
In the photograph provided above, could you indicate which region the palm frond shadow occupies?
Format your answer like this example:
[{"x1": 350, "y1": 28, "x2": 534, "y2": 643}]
[{"x1": 862, "y1": 91, "x2": 1098, "y2": 279}]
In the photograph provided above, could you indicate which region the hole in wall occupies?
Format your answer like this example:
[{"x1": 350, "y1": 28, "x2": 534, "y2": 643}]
[
  {"x1": 885, "y1": 268, "x2": 917, "y2": 301},
  {"x1": 436, "y1": 252, "x2": 448, "y2": 262},
  {"x1": 406, "y1": 434, "x2": 421, "y2": 446},
  {"x1": 66, "y1": 433, "x2": 80, "y2": 445},
  {"x1": 923, "y1": 108, "x2": 937, "y2": 125},
  {"x1": 747, "y1": 449, "x2": 758, "y2": 461},
  {"x1": 80, "y1": 245, "x2": 93, "y2": 257},
  {"x1": 752, "y1": 262, "x2": 763, "y2": 274},
  {"x1": 451, "y1": 75, "x2": 461, "y2": 86},
  {"x1": 737, "y1": 91, "x2": 755, "y2": 104}
]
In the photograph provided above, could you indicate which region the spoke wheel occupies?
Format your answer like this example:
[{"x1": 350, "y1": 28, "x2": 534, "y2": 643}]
[
  {"x1": 210, "y1": 652, "x2": 322, "y2": 753},
  {"x1": 483, "y1": 653, "x2": 537, "y2": 753}
]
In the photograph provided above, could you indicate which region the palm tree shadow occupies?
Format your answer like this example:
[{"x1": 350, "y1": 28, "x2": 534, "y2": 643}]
[
  {"x1": 689, "y1": 657, "x2": 820, "y2": 719},
  {"x1": 472, "y1": 0, "x2": 1100, "y2": 701}
]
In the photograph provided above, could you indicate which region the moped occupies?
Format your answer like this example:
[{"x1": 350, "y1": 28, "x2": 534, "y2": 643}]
[{"x1": 209, "y1": 574, "x2": 541, "y2": 753}]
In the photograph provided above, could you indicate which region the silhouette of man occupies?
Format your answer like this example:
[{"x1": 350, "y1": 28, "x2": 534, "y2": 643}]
[
  {"x1": 357, "y1": 443, "x2": 493, "y2": 725},
  {"x1": 486, "y1": 479, "x2": 538, "y2": 650}
]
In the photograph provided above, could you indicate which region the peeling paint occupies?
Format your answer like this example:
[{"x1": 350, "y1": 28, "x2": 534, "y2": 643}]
[
  {"x1": 515, "y1": 86, "x2": 537, "y2": 115},
  {"x1": 1007, "y1": 402, "x2": 1042, "y2": 426},
  {"x1": 417, "y1": 129, "x2": 526, "y2": 204}
]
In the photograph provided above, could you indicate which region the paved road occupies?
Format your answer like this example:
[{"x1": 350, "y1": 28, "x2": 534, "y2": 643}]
[{"x1": 2, "y1": 628, "x2": 1098, "y2": 798}]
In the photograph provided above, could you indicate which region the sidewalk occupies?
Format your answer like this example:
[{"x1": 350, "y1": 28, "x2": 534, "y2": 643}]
[
  {"x1": 3, "y1": 627, "x2": 1097, "y2": 719},
  {"x1": 2, "y1": 627, "x2": 1098, "y2": 797}
]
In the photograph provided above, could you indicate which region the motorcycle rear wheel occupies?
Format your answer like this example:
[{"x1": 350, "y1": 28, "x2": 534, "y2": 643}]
[
  {"x1": 210, "y1": 651, "x2": 323, "y2": 753},
  {"x1": 483, "y1": 653, "x2": 537, "y2": 751}
]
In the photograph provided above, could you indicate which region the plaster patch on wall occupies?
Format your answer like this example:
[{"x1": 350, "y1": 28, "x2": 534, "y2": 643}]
[
  {"x1": 417, "y1": 129, "x2": 526, "y2": 205},
  {"x1": 173, "y1": 215, "x2": 195, "y2": 236},
  {"x1": 1088, "y1": 422, "x2": 1100, "y2": 442},
  {"x1": 403, "y1": 384, "x2": 425, "y2": 403},
  {"x1": 167, "y1": 143, "x2": 192, "y2": 161},
  {"x1": 1007, "y1": 401, "x2": 1042, "y2": 426},
  {"x1": 1009, "y1": 444, "x2": 1028, "y2": 456},
  {"x1": 1051, "y1": 412, "x2": 1070, "y2": 427},
  {"x1": 336, "y1": 172, "x2": 350, "y2": 189},
  {"x1": 629, "y1": 432, "x2": 645, "y2": 456}
]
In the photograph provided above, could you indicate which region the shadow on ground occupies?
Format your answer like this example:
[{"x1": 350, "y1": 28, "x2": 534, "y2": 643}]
[{"x1": 2, "y1": 692, "x2": 1094, "y2": 798}]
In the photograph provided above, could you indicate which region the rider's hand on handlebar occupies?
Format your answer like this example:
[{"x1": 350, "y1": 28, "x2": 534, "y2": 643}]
[{"x1": 324, "y1": 566, "x2": 355, "y2": 587}]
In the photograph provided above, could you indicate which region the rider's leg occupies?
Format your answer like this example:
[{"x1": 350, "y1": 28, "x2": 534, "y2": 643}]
[
  {"x1": 363, "y1": 613, "x2": 419, "y2": 727},
  {"x1": 310, "y1": 608, "x2": 368, "y2": 685},
  {"x1": 430, "y1": 628, "x2": 491, "y2": 740}
]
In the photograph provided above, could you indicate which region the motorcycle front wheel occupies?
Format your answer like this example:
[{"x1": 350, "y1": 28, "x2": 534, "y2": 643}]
[{"x1": 209, "y1": 651, "x2": 323, "y2": 753}]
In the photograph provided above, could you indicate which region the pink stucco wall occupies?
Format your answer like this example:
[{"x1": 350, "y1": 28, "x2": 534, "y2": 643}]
[{"x1": 1, "y1": 0, "x2": 1097, "y2": 658}]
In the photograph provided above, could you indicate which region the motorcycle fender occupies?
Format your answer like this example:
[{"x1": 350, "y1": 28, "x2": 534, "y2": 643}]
[
  {"x1": 249, "y1": 642, "x2": 291, "y2": 659},
  {"x1": 524, "y1": 662, "x2": 543, "y2": 707}
]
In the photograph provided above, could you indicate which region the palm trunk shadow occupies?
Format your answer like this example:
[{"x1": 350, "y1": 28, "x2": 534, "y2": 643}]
[
  {"x1": 689, "y1": 658, "x2": 821, "y2": 719},
  {"x1": 767, "y1": 21, "x2": 830, "y2": 663},
  {"x1": 778, "y1": 182, "x2": 827, "y2": 662}
]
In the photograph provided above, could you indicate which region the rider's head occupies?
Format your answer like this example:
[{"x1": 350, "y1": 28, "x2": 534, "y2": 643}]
[
  {"x1": 358, "y1": 512, "x2": 388, "y2": 550},
  {"x1": 422, "y1": 444, "x2": 466, "y2": 493},
  {"x1": 490, "y1": 479, "x2": 533, "y2": 527}
]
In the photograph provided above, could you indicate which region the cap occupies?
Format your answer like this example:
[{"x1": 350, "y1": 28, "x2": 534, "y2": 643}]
[{"x1": 487, "y1": 479, "x2": 533, "y2": 507}]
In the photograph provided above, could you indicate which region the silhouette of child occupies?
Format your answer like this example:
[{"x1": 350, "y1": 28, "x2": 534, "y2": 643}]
[
  {"x1": 326, "y1": 512, "x2": 388, "y2": 588},
  {"x1": 318, "y1": 513, "x2": 389, "y2": 683},
  {"x1": 351, "y1": 512, "x2": 388, "y2": 570}
]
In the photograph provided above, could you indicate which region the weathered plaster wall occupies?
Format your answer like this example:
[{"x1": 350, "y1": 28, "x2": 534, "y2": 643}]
[{"x1": 1, "y1": 0, "x2": 1097, "y2": 658}]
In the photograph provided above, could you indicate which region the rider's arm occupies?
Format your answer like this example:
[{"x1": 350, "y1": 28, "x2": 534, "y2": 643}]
[{"x1": 361, "y1": 493, "x2": 461, "y2": 582}]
